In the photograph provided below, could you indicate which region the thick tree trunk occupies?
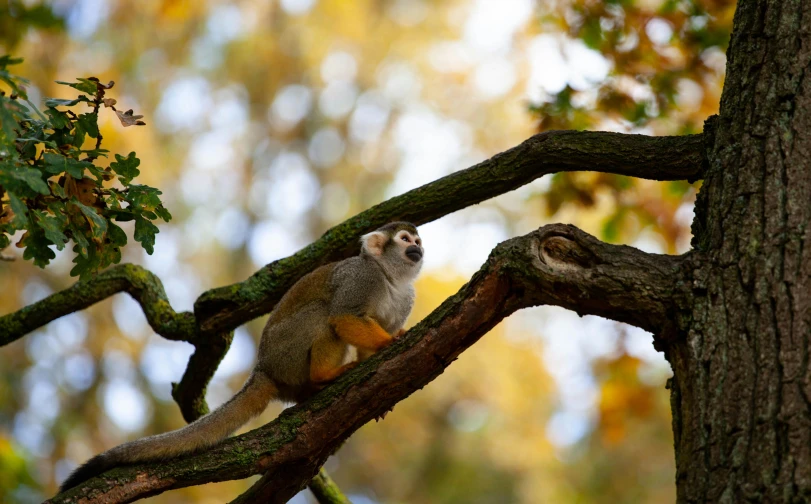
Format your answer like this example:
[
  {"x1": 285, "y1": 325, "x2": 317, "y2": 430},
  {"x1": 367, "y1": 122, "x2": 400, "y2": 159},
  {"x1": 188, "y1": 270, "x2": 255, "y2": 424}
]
[{"x1": 668, "y1": 0, "x2": 811, "y2": 501}]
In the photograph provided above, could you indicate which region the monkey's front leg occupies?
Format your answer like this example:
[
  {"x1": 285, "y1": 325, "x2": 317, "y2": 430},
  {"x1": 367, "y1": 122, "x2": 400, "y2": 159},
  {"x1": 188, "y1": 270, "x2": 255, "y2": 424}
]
[
  {"x1": 329, "y1": 315, "x2": 394, "y2": 350},
  {"x1": 356, "y1": 328, "x2": 406, "y2": 361},
  {"x1": 329, "y1": 316, "x2": 401, "y2": 422}
]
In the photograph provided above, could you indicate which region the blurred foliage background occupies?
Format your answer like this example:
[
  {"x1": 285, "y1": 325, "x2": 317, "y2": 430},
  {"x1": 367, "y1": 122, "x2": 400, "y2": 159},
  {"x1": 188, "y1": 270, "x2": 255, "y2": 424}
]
[{"x1": 0, "y1": 0, "x2": 733, "y2": 502}]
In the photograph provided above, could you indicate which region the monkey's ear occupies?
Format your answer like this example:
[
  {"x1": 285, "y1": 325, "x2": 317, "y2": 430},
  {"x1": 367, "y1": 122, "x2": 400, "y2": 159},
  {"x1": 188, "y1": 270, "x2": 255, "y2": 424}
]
[{"x1": 361, "y1": 231, "x2": 389, "y2": 257}]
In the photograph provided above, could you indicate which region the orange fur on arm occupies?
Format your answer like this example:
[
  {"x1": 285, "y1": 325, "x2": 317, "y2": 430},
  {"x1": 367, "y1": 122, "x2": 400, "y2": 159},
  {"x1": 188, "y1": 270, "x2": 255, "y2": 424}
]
[{"x1": 329, "y1": 315, "x2": 393, "y2": 351}]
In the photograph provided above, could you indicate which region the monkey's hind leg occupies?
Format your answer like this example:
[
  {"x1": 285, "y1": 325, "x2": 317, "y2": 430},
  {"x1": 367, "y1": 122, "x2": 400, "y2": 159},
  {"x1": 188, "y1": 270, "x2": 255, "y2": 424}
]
[
  {"x1": 310, "y1": 335, "x2": 356, "y2": 385},
  {"x1": 329, "y1": 315, "x2": 393, "y2": 351}
]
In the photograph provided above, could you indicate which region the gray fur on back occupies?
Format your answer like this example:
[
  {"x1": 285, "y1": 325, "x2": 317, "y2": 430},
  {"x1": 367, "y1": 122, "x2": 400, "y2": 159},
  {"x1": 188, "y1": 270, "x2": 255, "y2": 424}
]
[{"x1": 261, "y1": 301, "x2": 330, "y2": 389}]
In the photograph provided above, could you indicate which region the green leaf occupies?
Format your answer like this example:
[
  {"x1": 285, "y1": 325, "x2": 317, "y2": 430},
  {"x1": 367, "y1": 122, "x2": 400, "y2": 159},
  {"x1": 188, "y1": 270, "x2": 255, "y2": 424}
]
[
  {"x1": 98, "y1": 242, "x2": 121, "y2": 269},
  {"x1": 0, "y1": 98, "x2": 20, "y2": 139},
  {"x1": 84, "y1": 163, "x2": 107, "y2": 183},
  {"x1": 33, "y1": 210, "x2": 68, "y2": 250},
  {"x1": 155, "y1": 205, "x2": 172, "y2": 222},
  {"x1": 80, "y1": 147, "x2": 109, "y2": 158},
  {"x1": 44, "y1": 96, "x2": 90, "y2": 108},
  {"x1": 71, "y1": 199, "x2": 107, "y2": 242},
  {"x1": 109, "y1": 209, "x2": 135, "y2": 222},
  {"x1": 56, "y1": 78, "x2": 98, "y2": 95},
  {"x1": 17, "y1": 136, "x2": 58, "y2": 149},
  {"x1": 99, "y1": 222, "x2": 125, "y2": 269},
  {"x1": 45, "y1": 126, "x2": 74, "y2": 147},
  {"x1": 43, "y1": 152, "x2": 92, "y2": 178},
  {"x1": 134, "y1": 216, "x2": 159, "y2": 254},
  {"x1": 70, "y1": 243, "x2": 98, "y2": 279},
  {"x1": 51, "y1": 180, "x2": 67, "y2": 198},
  {"x1": 70, "y1": 221, "x2": 90, "y2": 258},
  {"x1": 0, "y1": 55, "x2": 24, "y2": 67},
  {"x1": 7, "y1": 192, "x2": 27, "y2": 227},
  {"x1": 110, "y1": 152, "x2": 140, "y2": 185},
  {"x1": 20, "y1": 227, "x2": 55, "y2": 268},
  {"x1": 10, "y1": 166, "x2": 49, "y2": 195},
  {"x1": 125, "y1": 184, "x2": 162, "y2": 212},
  {"x1": 45, "y1": 107, "x2": 71, "y2": 129},
  {"x1": 108, "y1": 221, "x2": 128, "y2": 247},
  {"x1": 73, "y1": 122, "x2": 86, "y2": 147},
  {"x1": 78, "y1": 113, "x2": 99, "y2": 138},
  {"x1": 70, "y1": 112, "x2": 100, "y2": 147},
  {"x1": 18, "y1": 138, "x2": 37, "y2": 160}
]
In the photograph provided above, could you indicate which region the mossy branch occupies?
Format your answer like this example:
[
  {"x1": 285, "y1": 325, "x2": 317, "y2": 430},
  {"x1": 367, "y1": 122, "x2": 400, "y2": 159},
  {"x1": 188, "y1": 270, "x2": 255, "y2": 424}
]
[
  {"x1": 46, "y1": 224, "x2": 689, "y2": 504},
  {"x1": 0, "y1": 263, "x2": 195, "y2": 346},
  {"x1": 306, "y1": 469, "x2": 353, "y2": 504}
]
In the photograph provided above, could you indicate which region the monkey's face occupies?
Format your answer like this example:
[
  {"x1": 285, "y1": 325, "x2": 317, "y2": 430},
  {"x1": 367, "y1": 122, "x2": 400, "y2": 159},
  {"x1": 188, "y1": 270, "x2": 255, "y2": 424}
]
[
  {"x1": 392, "y1": 229, "x2": 423, "y2": 264},
  {"x1": 361, "y1": 222, "x2": 423, "y2": 277}
]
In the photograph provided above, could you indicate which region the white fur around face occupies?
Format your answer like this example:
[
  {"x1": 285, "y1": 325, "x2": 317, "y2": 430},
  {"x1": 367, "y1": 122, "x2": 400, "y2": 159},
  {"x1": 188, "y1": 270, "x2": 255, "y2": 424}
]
[
  {"x1": 394, "y1": 230, "x2": 421, "y2": 247},
  {"x1": 361, "y1": 231, "x2": 388, "y2": 256}
]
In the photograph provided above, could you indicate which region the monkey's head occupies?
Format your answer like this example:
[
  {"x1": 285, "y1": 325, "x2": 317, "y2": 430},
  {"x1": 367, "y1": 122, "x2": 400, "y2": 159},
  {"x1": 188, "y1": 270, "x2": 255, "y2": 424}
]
[{"x1": 361, "y1": 221, "x2": 423, "y2": 280}]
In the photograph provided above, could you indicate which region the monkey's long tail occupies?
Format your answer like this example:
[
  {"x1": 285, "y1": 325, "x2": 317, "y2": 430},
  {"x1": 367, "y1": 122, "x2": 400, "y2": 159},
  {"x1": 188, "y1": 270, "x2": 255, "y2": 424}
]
[{"x1": 59, "y1": 371, "x2": 277, "y2": 493}]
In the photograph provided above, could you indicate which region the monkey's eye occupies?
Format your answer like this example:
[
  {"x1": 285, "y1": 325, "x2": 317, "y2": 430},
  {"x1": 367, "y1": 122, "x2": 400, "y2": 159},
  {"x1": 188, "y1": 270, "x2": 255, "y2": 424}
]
[{"x1": 401, "y1": 235, "x2": 410, "y2": 242}]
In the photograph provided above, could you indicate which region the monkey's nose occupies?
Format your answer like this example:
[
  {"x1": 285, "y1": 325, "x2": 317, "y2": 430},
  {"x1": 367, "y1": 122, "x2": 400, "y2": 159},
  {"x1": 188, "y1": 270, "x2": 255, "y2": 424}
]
[{"x1": 405, "y1": 245, "x2": 423, "y2": 262}]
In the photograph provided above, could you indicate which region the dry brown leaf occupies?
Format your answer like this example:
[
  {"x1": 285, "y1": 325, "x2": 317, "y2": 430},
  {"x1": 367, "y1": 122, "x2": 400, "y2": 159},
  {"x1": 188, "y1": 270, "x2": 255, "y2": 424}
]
[
  {"x1": 0, "y1": 208, "x2": 13, "y2": 224},
  {"x1": 103, "y1": 98, "x2": 117, "y2": 108},
  {"x1": 15, "y1": 230, "x2": 28, "y2": 248},
  {"x1": 74, "y1": 178, "x2": 101, "y2": 207},
  {"x1": 115, "y1": 109, "x2": 146, "y2": 127},
  {"x1": 63, "y1": 175, "x2": 78, "y2": 200},
  {"x1": 64, "y1": 175, "x2": 100, "y2": 207}
]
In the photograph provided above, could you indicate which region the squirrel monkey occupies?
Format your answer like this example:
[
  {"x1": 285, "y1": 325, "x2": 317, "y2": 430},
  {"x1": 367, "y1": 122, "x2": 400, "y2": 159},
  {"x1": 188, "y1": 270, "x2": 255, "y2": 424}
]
[{"x1": 59, "y1": 222, "x2": 423, "y2": 492}]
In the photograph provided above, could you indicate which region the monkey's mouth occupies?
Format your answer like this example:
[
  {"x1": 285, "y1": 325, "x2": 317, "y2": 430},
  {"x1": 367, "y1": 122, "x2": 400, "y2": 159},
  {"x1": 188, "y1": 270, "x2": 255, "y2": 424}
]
[{"x1": 405, "y1": 246, "x2": 423, "y2": 262}]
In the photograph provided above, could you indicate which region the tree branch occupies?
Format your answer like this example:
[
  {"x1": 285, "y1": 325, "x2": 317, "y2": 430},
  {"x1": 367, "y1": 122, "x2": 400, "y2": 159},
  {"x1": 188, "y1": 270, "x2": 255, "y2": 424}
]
[
  {"x1": 305, "y1": 469, "x2": 352, "y2": 504},
  {"x1": 170, "y1": 330, "x2": 234, "y2": 421},
  {"x1": 230, "y1": 467, "x2": 351, "y2": 504},
  {"x1": 46, "y1": 223, "x2": 688, "y2": 504},
  {"x1": 0, "y1": 263, "x2": 195, "y2": 346}
]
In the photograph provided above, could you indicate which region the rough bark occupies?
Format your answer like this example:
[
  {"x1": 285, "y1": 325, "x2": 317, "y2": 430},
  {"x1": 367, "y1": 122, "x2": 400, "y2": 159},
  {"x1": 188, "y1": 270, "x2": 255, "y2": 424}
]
[
  {"x1": 667, "y1": 0, "x2": 811, "y2": 501},
  {"x1": 44, "y1": 224, "x2": 687, "y2": 504}
]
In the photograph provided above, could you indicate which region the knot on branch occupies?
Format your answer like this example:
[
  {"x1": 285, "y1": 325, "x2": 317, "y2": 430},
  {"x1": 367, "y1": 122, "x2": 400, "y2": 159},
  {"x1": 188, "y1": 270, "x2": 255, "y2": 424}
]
[
  {"x1": 538, "y1": 234, "x2": 599, "y2": 272},
  {"x1": 509, "y1": 223, "x2": 688, "y2": 335}
]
